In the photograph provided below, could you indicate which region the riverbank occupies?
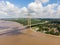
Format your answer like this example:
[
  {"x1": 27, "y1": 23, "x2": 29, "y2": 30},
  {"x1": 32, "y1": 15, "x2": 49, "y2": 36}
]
[{"x1": 0, "y1": 20, "x2": 60, "y2": 45}]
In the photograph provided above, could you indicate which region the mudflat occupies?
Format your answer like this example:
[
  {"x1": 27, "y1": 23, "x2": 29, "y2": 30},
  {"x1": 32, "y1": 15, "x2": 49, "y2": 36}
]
[{"x1": 0, "y1": 20, "x2": 60, "y2": 45}]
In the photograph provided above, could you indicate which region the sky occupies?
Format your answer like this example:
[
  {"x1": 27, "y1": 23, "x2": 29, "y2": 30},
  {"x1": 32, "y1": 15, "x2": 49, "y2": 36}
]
[{"x1": 0, "y1": 0, "x2": 60, "y2": 18}]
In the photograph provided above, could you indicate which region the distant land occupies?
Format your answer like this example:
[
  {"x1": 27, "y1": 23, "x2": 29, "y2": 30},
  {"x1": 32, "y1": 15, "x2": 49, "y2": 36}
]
[{"x1": 0, "y1": 18, "x2": 60, "y2": 20}]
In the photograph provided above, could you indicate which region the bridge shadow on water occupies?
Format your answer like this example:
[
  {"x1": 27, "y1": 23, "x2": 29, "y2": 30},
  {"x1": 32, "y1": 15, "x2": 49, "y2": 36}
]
[
  {"x1": 0, "y1": 27, "x2": 36, "y2": 38},
  {"x1": 0, "y1": 27, "x2": 26, "y2": 36}
]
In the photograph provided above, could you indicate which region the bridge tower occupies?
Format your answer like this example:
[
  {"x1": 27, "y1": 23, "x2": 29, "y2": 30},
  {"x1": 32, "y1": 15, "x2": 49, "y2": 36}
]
[{"x1": 28, "y1": 14, "x2": 32, "y2": 30}]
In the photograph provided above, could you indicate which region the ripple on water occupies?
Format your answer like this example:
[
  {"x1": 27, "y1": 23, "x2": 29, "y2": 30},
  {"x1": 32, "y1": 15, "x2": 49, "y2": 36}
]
[{"x1": 0, "y1": 26, "x2": 10, "y2": 30}]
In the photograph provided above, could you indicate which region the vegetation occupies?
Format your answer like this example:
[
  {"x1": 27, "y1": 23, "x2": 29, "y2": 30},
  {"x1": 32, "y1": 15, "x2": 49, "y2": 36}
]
[{"x1": 6, "y1": 18, "x2": 60, "y2": 36}]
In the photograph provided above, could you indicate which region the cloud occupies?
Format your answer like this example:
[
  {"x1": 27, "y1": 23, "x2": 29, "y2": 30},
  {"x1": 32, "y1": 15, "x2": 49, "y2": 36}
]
[
  {"x1": 28, "y1": 2, "x2": 43, "y2": 12},
  {"x1": 41, "y1": 0, "x2": 49, "y2": 3},
  {"x1": 0, "y1": 1, "x2": 21, "y2": 18},
  {"x1": 0, "y1": 1, "x2": 29, "y2": 18},
  {"x1": 27, "y1": 1, "x2": 60, "y2": 18},
  {"x1": 35, "y1": 0, "x2": 49, "y2": 3},
  {"x1": 0, "y1": 0, "x2": 60, "y2": 18}
]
